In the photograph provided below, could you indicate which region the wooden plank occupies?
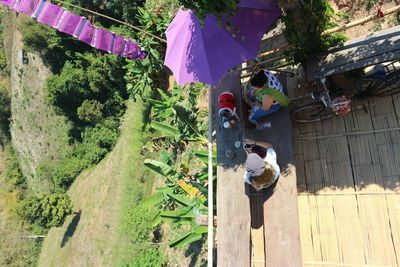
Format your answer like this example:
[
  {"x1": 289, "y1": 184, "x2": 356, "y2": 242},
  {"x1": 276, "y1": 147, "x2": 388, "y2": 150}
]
[
  {"x1": 369, "y1": 96, "x2": 400, "y2": 186},
  {"x1": 249, "y1": 186, "x2": 266, "y2": 267},
  {"x1": 307, "y1": 195, "x2": 323, "y2": 262},
  {"x1": 307, "y1": 25, "x2": 400, "y2": 80},
  {"x1": 315, "y1": 196, "x2": 340, "y2": 263},
  {"x1": 215, "y1": 72, "x2": 251, "y2": 267},
  {"x1": 332, "y1": 195, "x2": 366, "y2": 264},
  {"x1": 247, "y1": 108, "x2": 302, "y2": 266},
  {"x1": 298, "y1": 195, "x2": 315, "y2": 262},
  {"x1": 358, "y1": 195, "x2": 398, "y2": 266},
  {"x1": 343, "y1": 106, "x2": 386, "y2": 191},
  {"x1": 385, "y1": 195, "x2": 400, "y2": 266},
  {"x1": 251, "y1": 227, "x2": 265, "y2": 267}
]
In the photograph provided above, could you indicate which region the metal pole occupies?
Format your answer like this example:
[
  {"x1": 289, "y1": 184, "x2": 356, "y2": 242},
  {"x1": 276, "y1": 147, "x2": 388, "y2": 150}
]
[{"x1": 207, "y1": 85, "x2": 214, "y2": 267}]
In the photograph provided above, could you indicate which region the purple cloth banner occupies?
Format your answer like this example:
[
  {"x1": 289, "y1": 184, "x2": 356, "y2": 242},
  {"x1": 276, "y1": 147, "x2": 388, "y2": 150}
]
[{"x1": 1, "y1": 0, "x2": 146, "y2": 60}]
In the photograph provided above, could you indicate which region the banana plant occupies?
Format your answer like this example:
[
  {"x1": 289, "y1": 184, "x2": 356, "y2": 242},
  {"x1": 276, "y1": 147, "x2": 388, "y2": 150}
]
[
  {"x1": 140, "y1": 186, "x2": 209, "y2": 248},
  {"x1": 140, "y1": 150, "x2": 216, "y2": 247},
  {"x1": 149, "y1": 85, "x2": 206, "y2": 139}
]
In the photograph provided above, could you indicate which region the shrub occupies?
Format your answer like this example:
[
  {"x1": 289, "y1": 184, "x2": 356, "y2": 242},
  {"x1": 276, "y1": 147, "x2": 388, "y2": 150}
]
[
  {"x1": 282, "y1": 0, "x2": 348, "y2": 66},
  {"x1": 120, "y1": 206, "x2": 165, "y2": 266},
  {"x1": 4, "y1": 146, "x2": 27, "y2": 191},
  {"x1": 179, "y1": 0, "x2": 240, "y2": 24},
  {"x1": 77, "y1": 99, "x2": 104, "y2": 124},
  {"x1": 18, "y1": 193, "x2": 73, "y2": 228},
  {"x1": 52, "y1": 120, "x2": 119, "y2": 188},
  {"x1": 46, "y1": 53, "x2": 127, "y2": 124},
  {"x1": 18, "y1": 19, "x2": 61, "y2": 54}
]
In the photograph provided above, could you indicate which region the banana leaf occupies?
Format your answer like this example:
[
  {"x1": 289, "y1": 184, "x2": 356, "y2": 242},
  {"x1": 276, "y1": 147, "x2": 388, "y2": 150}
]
[
  {"x1": 169, "y1": 231, "x2": 203, "y2": 248},
  {"x1": 194, "y1": 151, "x2": 217, "y2": 165},
  {"x1": 151, "y1": 210, "x2": 163, "y2": 227},
  {"x1": 160, "y1": 208, "x2": 196, "y2": 218},
  {"x1": 160, "y1": 151, "x2": 171, "y2": 164},
  {"x1": 185, "y1": 137, "x2": 208, "y2": 144},
  {"x1": 156, "y1": 88, "x2": 172, "y2": 103},
  {"x1": 144, "y1": 159, "x2": 175, "y2": 177},
  {"x1": 150, "y1": 121, "x2": 180, "y2": 136},
  {"x1": 193, "y1": 225, "x2": 209, "y2": 234},
  {"x1": 147, "y1": 98, "x2": 168, "y2": 107},
  {"x1": 139, "y1": 191, "x2": 165, "y2": 208},
  {"x1": 164, "y1": 191, "x2": 192, "y2": 206},
  {"x1": 176, "y1": 181, "x2": 206, "y2": 201},
  {"x1": 173, "y1": 103, "x2": 198, "y2": 134}
]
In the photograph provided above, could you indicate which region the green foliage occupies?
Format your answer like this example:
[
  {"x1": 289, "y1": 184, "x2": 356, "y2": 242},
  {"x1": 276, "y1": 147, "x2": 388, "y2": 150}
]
[
  {"x1": 77, "y1": 99, "x2": 104, "y2": 124},
  {"x1": 18, "y1": 19, "x2": 61, "y2": 54},
  {"x1": 0, "y1": 83, "x2": 11, "y2": 144},
  {"x1": 53, "y1": 120, "x2": 119, "y2": 189},
  {"x1": 18, "y1": 193, "x2": 73, "y2": 228},
  {"x1": 365, "y1": 0, "x2": 378, "y2": 10},
  {"x1": 141, "y1": 147, "x2": 217, "y2": 248},
  {"x1": 282, "y1": 0, "x2": 348, "y2": 66},
  {"x1": 124, "y1": 4, "x2": 175, "y2": 100},
  {"x1": 147, "y1": 85, "x2": 207, "y2": 147},
  {"x1": 62, "y1": 0, "x2": 145, "y2": 26},
  {"x1": 46, "y1": 53, "x2": 127, "y2": 124},
  {"x1": 120, "y1": 206, "x2": 165, "y2": 267},
  {"x1": 179, "y1": 0, "x2": 240, "y2": 24},
  {"x1": 4, "y1": 146, "x2": 27, "y2": 191}
]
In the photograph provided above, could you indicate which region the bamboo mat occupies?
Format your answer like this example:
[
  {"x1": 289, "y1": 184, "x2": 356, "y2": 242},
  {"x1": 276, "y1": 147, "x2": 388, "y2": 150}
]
[{"x1": 294, "y1": 91, "x2": 400, "y2": 266}]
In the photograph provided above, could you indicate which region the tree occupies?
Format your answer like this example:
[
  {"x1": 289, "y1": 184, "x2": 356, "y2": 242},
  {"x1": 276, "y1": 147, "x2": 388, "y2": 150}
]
[
  {"x1": 18, "y1": 193, "x2": 73, "y2": 228},
  {"x1": 77, "y1": 99, "x2": 104, "y2": 124},
  {"x1": 178, "y1": 0, "x2": 240, "y2": 24}
]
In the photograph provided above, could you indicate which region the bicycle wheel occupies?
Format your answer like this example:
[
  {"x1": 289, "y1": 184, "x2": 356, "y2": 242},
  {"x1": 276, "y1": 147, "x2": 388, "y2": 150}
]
[
  {"x1": 355, "y1": 77, "x2": 383, "y2": 100},
  {"x1": 291, "y1": 102, "x2": 334, "y2": 123},
  {"x1": 372, "y1": 72, "x2": 400, "y2": 96}
]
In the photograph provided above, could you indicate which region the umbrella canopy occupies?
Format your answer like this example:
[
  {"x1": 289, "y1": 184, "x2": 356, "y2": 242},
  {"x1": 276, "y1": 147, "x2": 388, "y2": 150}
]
[{"x1": 164, "y1": 0, "x2": 281, "y2": 85}]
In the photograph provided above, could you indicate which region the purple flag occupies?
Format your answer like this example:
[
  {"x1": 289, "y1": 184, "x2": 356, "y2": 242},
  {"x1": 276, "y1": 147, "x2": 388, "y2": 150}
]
[
  {"x1": 0, "y1": 0, "x2": 146, "y2": 60},
  {"x1": 78, "y1": 21, "x2": 95, "y2": 46},
  {"x1": 57, "y1": 12, "x2": 83, "y2": 36},
  {"x1": 18, "y1": 0, "x2": 39, "y2": 15}
]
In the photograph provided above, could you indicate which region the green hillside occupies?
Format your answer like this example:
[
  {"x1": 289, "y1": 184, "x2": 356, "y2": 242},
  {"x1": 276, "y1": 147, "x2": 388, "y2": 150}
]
[{"x1": 38, "y1": 100, "x2": 158, "y2": 266}]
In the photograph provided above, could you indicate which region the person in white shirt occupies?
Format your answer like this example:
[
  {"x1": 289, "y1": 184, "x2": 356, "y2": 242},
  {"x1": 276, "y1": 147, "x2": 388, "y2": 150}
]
[{"x1": 243, "y1": 138, "x2": 280, "y2": 191}]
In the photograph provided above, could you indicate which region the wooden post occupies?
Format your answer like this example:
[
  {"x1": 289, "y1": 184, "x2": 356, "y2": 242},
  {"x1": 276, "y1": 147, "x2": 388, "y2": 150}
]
[
  {"x1": 321, "y1": 5, "x2": 400, "y2": 36},
  {"x1": 20, "y1": 235, "x2": 46, "y2": 239},
  {"x1": 207, "y1": 85, "x2": 214, "y2": 267}
]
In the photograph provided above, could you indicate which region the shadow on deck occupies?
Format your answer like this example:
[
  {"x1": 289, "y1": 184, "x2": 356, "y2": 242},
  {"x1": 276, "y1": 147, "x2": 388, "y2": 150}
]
[{"x1": 215, "y1": 72, "x2": 301, "y2": 267}]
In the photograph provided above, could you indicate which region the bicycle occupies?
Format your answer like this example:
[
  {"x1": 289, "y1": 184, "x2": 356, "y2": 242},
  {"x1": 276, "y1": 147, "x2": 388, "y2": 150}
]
[{"x1": 291, "y1": 60, "x2": 400, "y2": 123}]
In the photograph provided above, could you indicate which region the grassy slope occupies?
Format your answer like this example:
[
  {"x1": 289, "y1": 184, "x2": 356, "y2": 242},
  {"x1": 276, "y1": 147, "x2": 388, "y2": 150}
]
[
  {"x1": 0, "y1": 148, "x2": 43, "y2": 267},
  {"x1": 5, "y1": 12, "x2": 71, "y2": 192},
  {"x1": 38, "y1": 100, "x2": 155, "y2": 267}
]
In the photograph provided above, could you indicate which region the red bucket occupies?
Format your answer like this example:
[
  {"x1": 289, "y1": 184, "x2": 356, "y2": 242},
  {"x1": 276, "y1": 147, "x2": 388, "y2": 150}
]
[{"x1": 219, "y1": 92, "x2": 235, "y2": 111}]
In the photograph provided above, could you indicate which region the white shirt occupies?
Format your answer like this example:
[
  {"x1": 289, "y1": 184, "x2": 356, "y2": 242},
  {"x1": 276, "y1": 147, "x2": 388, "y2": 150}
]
[{"x1": 244, "y1": 148, "x2": 280, "y2": 190}]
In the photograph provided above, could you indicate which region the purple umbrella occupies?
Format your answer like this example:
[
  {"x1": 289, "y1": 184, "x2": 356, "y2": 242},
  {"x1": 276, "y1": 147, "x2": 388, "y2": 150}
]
[{"x1": 164, "y1": 0, "x2": 281, "y2": 85}]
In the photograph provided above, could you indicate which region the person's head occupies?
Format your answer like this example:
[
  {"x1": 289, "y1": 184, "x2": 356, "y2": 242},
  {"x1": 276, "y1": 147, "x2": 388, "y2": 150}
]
[
  {"x1": 245, "y1": 153, "x2": 275, "y2": 188},
  {"x1": 250, "y1": 70, "x2": 268, "y2": 89},
  {"x1": 250, "y1": 163, "x2": 275, "y2": 187}
]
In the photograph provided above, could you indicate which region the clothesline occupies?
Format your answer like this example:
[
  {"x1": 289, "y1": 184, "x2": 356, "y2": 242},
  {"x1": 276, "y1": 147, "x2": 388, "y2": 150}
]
[
  {"x1": 1, "y1": 0, "x2": 147, "y2": 60},
  {"x1": 51, "y1": 0, "x2": 167, "y2": 43}
]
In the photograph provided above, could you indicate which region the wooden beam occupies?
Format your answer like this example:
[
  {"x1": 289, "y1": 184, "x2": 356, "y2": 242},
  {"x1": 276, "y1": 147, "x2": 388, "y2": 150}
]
[
  {"x1": 215, "y1": 72, "x2": 251, "y2": 267},
  {"x1": 246, "y1": 74, "x2": 302, "y2": 267},
  {"x1": 321, "y1": 5, "x2": 400, "y2": 36}
]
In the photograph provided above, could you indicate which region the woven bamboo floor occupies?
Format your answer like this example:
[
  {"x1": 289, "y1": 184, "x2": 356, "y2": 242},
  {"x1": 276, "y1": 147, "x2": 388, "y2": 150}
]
[{"x1": 292, "y1": 79, "x2": 400, "y2": 267}]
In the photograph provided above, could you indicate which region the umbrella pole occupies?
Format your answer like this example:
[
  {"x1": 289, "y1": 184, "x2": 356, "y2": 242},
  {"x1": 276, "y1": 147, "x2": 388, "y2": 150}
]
[{"x1": 207, "y1": 85, "x2": 214, "y2": 267}]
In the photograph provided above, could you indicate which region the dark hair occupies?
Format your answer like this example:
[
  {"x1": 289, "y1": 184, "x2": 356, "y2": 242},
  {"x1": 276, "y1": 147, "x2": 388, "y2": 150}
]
[{"x1": 250, "y1": 70, "x2": 268, "y2": 88}]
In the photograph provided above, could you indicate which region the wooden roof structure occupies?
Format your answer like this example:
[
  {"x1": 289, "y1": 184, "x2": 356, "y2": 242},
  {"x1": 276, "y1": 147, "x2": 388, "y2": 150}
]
[{"x1": 307, "y1": 25, "x2": 400, "y2": 81}]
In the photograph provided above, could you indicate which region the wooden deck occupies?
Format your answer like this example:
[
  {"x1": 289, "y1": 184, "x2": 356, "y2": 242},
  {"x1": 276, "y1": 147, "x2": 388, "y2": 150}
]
[
  {"x1": 292, "y1": 75, "x2": 400, "y2": 266},
  {"x1": 215, "y1": 72, "x2": 302, "y2": 266},
  {"x1": 307, "y1": 25, "x2": 400, "y2": 81}
]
